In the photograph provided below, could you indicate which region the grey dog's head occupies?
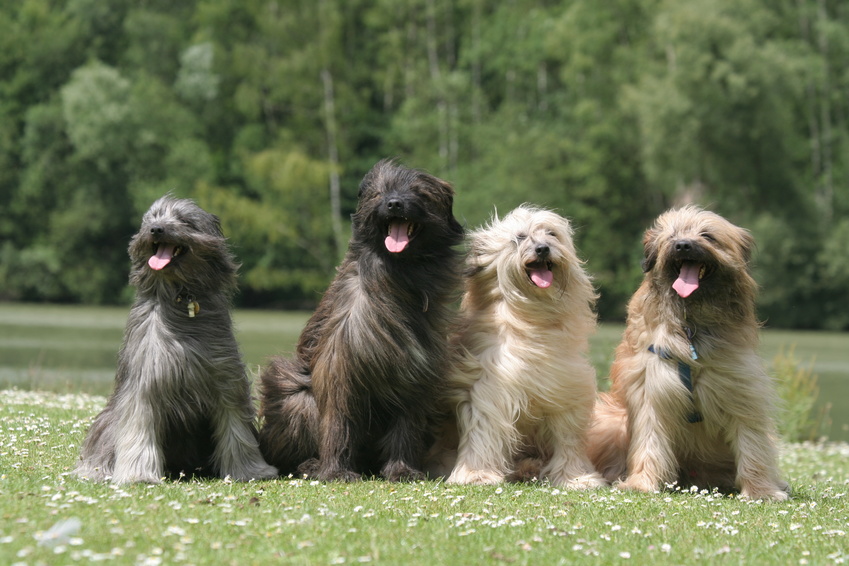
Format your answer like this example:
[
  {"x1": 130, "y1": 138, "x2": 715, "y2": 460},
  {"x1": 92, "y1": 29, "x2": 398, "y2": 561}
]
[{"x1": 128, "y1": 195, "x2": 238, "y2": 297}]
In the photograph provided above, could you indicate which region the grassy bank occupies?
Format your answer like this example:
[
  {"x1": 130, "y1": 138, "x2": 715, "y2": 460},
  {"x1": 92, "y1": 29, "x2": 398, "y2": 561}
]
[{"x1": 1, "y1": 390, "x2": 848, "y2": 565}]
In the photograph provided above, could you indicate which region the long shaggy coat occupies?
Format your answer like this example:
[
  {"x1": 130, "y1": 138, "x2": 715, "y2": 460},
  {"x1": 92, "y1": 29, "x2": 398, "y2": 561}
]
[
  {"x1": 75, "y1": 196, "x2": 277, "y2": 484},
  {"x1": 259, "y1": 160, "x2": 464, "y2": 481},
  {"x1": 586, "y1": 206, "x2": 788, "y2": 500},
  {"x1": 431, "y1": 205, "x2": 604, "y2": 488}
]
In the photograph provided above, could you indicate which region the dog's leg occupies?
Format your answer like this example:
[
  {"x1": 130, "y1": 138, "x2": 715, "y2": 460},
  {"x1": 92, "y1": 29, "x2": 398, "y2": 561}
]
[
  {"x1": 313, "y1": 406, "x2": 362, "y2": 482},
  {"x1": 74, "y1": 407, "x2": 118, "y2": 481},
  {"x1": 212, "y1": 403, "x2": 278, "y2": 481},
  {"x1": 447, "y1": 395, "x2": 517, "y2": 485},
  {"x1": 727, "y1": 421, "x2": 789, "y2": 501},
  {"x1": 617, "y1": 369, "x2": 680, "y2": 493},
  {"x1": 540, "y1": 412, "x2": 606, "y2": 489},
  {"x1": 110, "y1": 399, "x2": 164, "y2": 485},
  {"x1": 379, "y1": 412, "x2": 428, "y2": 482},
  {"x1": 207, "y1": 361, "x2": 278, "y2": 481}
]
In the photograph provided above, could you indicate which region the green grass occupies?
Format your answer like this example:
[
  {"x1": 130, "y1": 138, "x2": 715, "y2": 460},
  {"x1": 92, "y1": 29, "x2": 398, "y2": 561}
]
[
  {"x1": 1, "y1": 304, "x2": 847, "y2": 563},
  {"x1": 1, "y1": 390, "x2": 848, "y2": 565}
]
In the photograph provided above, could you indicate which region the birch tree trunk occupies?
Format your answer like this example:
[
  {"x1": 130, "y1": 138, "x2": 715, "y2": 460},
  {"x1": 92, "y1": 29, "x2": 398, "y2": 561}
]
[{"x1": 321, "y1": 68, "x2": 345, "y2": 261}]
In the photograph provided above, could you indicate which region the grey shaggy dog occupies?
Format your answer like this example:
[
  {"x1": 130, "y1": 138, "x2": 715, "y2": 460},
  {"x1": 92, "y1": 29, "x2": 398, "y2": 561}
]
[
  {"x1": 75, "y1": 196, "x2": 277, "y2": 484},
  {"x1": 259, "y1": 159, "x2": 464, "y2": 482}
]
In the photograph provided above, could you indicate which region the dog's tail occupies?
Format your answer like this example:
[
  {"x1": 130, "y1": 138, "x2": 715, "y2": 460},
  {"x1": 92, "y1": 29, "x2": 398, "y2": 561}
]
[
  {"x1": 585, "y1": 393, "x2": 629, "y2": 483},
  {"x1": 258, "y1": 357, "x2": 319, "y2": 475}
]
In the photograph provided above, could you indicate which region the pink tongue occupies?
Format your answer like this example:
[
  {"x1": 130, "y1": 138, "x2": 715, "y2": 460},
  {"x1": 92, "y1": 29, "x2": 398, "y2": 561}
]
[
  {"x1": 673, "y1": 262, "x2": 701, "y2": 298},
  {"x1": 530, "y1": 268, "x2": 554, "y2": 288},
  {"x1": 385, "y1": 221, "x2": 410, "y2": 253},
  {"x1": 148, "y1": 244, "x2": 175, "y2": 270}
]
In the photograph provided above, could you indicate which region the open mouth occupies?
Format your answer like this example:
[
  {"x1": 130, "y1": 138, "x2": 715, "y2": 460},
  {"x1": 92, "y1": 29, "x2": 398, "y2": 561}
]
[
  {"x1": 672, "y1": 260, "x2": 710, "y2": 298},
  {"x1": 526, "y1": 260, "x2": 554, "y2": 288},
  {"x1": 385, "y1": 219, "x2": 418, "y2": 253},
  {"x1": 148, "y1": 242, "x2": 185, "y2": 271}
]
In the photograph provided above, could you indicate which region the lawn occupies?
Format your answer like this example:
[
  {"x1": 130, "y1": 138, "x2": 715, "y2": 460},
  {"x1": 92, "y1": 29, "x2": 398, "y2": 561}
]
[
  {"x1": 1, "y1": 389, "x2": 848, "y2": 565},
  {"x1": 0, "y1": 303, "x2": 848, "y2": 564}
]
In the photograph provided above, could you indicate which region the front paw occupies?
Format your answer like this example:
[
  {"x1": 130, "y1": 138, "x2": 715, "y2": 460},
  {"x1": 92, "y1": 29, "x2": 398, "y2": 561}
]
[
  {"x1": 616, "y1": 473, "x2": 661, "y2": 493},
  {"x1": 110, "y1": 471, "x2": 162, "y2": 485},
  {"x1": 226, "y1": 462, "x2": 279, "y2": 481},
  {"x1": 317, "y1": 469, "x2": 361, "y2": 482},
  {"x1": 300, "y1": 459, "x2": 361, "y2": 482},
  {"x1": 559, "y1": 473, "x2": 608, "y2": 490},
  {"x1": 740, "y1": 483, "x2": 790, "y2": 502},
  {"x1": 296, "y1": 458, "x2": 321, "y2": 478},
  {"x1": 447, "y1": 464, "x2": 503, "y2": 485},
  {"x1": 381, "y1": 461, "x2": 425, "y2": 482},
  {"x1": 74, "y1": 464, "x2": 110, "y2": 483}
]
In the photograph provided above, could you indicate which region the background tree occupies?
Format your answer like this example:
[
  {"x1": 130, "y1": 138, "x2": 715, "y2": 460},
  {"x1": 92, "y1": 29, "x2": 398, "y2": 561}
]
[{"x1": 0, "y1": 0, "x2": 846, "y2": 328}]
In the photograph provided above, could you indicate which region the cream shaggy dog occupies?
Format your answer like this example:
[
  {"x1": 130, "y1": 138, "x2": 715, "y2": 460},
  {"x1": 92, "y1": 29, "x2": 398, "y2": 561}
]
[
  {"x1": 437, "y1": 205, "x2": 605, "y2": 488},
  {"x1": 587, "y1": 206, "x2": 789, "y2": 500}
]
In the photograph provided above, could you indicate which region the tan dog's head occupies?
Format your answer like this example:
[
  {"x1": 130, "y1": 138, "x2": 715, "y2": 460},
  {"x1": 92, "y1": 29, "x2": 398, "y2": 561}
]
[
  {"x1": 467, "y1": 205, "x2": 595, "y2": 308},
  {"x1": 641, "y1": 205, "x2": 756, "y2": 302}
]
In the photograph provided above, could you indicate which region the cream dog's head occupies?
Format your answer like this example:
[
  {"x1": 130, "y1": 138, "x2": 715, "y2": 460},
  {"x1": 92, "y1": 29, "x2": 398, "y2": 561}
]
[{"x1": 466, "y1": 205, "x2": 595, "y2": 311}]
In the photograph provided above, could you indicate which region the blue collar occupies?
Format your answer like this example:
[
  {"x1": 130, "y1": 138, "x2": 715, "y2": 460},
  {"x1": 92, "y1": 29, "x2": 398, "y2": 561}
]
[{"x1": 648, "y1": 344, "x2": 703, "y2": 423}]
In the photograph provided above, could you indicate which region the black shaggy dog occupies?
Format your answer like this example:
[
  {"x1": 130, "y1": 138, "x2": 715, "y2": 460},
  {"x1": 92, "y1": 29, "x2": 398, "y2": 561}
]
[
  {"x1": 75, "y1": 195, "x2": 277, "y2": 484},
  {"x1": 259, "y1": 159, "x2": 464, "y2": 481}
]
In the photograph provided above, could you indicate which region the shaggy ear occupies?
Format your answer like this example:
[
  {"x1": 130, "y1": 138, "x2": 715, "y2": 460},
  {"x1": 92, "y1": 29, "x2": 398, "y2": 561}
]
[
  {"x1": 465, "y1": 262, "x2": 485, "y2": 279},
  {"x1": 210, "y1": 212, "x2": 225, "y2": 239},
  {"x1": 464, "y1": 240, "x2": 488, "y2": 278},
  {"x1": 641, "y1": 228, "x2": 659, "y2": 272},
  {"x1": 738, "y1": 227, "x2": 755, "y2": 266}
]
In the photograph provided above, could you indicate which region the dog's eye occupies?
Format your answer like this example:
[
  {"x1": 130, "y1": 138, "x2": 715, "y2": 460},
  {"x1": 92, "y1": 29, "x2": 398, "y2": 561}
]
[
  {"x1": 701, "y1": 233, "x2": 716, "y2": 242},
  {"x1": 515, "y1": 233, "x2": 527, "y2": 242}
]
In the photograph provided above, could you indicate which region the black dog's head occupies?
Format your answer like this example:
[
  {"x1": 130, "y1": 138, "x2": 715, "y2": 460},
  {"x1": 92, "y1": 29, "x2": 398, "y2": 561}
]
[
  {"x1": 351, "y1": 159, "x2": 464, "y2": 260},
  {"x1": 128, "y1": 195, "x2": 238, "y2": 297},
  {"x1": 641, "y1": 205, "x2": 755, "y2": 302}
]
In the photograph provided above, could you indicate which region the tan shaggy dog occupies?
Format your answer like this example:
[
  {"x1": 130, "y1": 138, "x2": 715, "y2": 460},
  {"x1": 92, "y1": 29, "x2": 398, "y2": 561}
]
[
  {"x1": 587, "y1": 206, "x2": 789, "y2": 500},
  {"x1": 435, "y1": 205, "x2": 605, "y2": 488}
]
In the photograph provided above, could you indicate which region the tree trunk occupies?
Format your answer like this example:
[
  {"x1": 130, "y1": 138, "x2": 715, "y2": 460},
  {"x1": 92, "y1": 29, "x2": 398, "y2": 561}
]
[{"x1": 321, "y1": 69, "x2": 345, "y2": 260}]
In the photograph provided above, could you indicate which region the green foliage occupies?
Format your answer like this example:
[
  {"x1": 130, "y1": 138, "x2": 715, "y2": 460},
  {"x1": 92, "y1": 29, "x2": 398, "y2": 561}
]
[
  {"x1": 0, "y1": 0, "x2": 847, "y2": 322},
  {"x1": 61, "y1": 61, "x2": 132, "y2": 164},
  {"x1": 196, "y1": 146, "x2": 339, "y2": 305},
  {"x1": 773, "y1": 347, "x2": 831, "y2": 442}
]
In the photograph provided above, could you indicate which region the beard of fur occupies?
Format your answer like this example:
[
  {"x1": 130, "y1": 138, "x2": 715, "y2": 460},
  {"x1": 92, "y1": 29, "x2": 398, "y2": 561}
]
[
  {"x1": 75, "y1": 196, "x2": 274, "y2": 484},
  {"x1": 587, "y1": 206, "x2": 787, "y2": 500},
  {"x1": 259, "y1": 160, "x2": 464, "y2": 480}
]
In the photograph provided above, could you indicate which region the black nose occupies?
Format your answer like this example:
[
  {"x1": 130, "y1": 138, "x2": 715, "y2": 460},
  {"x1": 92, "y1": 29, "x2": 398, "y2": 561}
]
[
  {"x1": 151, "y1": 225, "x2": 165, "y2": 236},
  {"x1": 386, "y1": 198, "x2": 403, "y2": 212},
  {"x1": 674, "y1": 239, "x2": 694, "y2": 253},
  {"x1": 535, "y1": 243, "x2": 550, "y2": 259}
]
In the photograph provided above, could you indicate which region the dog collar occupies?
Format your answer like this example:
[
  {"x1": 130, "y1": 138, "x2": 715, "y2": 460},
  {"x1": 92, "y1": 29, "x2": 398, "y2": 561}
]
[
  {"x1": 647, "y1": 344, "x2": 703, "y2": 423},
  {"x1": 175, "y1": 291, "x2": 200, "y2": 318}
]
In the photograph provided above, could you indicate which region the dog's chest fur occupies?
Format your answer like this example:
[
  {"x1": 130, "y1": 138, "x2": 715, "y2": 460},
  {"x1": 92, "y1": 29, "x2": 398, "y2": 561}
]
[
  {"x1": 308, "y1": 256, "x2": 453, "y2": 405},
  {"x1": 120, "y1": 299, "x2": 234, "y2": 398}
]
